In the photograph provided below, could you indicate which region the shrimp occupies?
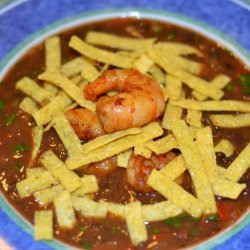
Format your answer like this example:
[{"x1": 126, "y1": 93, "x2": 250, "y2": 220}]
[
  {"x1": 84, "y1": 69, "x2": 165, "y2": 133},
  {"x1": 65, "y1": 108, "x2": 105, "y2": 141},
  {"x1": 126, "y1": 152, "x2": 177, "y2": 192}
]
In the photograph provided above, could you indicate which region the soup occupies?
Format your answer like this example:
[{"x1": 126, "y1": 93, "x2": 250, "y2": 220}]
[{"x1": 0, "y1": 17, "x2": 249, "y2": 250}]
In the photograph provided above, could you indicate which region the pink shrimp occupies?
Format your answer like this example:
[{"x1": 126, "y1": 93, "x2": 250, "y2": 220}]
[
  {"x1": 126, "y1": 152, "x2": 177, "y2": 192},
  {"x1": 84, "y1": 69, "x2": 165, "y2": 133}
]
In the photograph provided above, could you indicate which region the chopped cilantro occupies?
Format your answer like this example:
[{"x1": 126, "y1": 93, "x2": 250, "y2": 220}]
[
  {"x1": 188, "y1": 229, "x2": 200, "y2": 237},
  {"x1": 167, "y1": 32, "x2": 177, "y2": 41},
  {"x1": 12, "y1": 164, "x2": 23, "y2": 173},
  {"x1": 165, "y1": 216, "x2": 183, "y2": 228},
  {"x1": 225, "y1": 83, "x2": 233, "y2": 93},
  {"x1": 239, "y1": 74, "x2": 250, "y2": 94},
  {"x1": 14, "y1": 143, "x2": 29, "y2": 155},
  {"x1": 0, "y1": 99, "x2": 4, "y2": 111},
  {"x1": 111, "y1": 226, "x2": 119, "y2": 233},
  {"x1": 78, "y1": 225, "x2": 86, "y2": 232},
  {"x1": 6, "y1": 113, "x2": 16, "y2": 126},
  {"x1": 206, "y1": 214, "x2": 219, "y2": 222},
  {"x1": 151, "y1": 228, "x2": 160, "y2": 235},
  {"x1": 83, "y1": 241, "x2": 93, "y2": 249}
]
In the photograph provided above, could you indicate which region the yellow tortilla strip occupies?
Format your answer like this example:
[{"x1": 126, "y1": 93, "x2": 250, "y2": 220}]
[
  {"x1": 134, "y1": 142, "x2": 152, "y2": 159},
  {"x1": 186, "y1": 109, "x2": 203, "y2": 128},
  {"x1": 16, "y1": 171, "x2": 56, "y2": 198},
  {"x1": 171, "y1": 120, "x2": 216, "y2": 214},
  {"x1": 16, "y1": 77, "x2": 52, "y2": 104},
  {"x1": 38, "y1": 72, "x2": 96, "y2": 112},
  {"x1": 26, "y1": 167, "x2": 47, "y2": 178},
  {"x1": 165, "y1": 75, "x2": 182, "y2": 100},
  {"x1": 117, "y1": 149, "x2": 133, "y2": 168},
  {"x1": 133, "y1": 54, "x2": 154, "y2": 74},
  {"x1": 147, "y1": 170, "x2": 204, "y2": 217},
  {"x1": 81, "y1": 62, "x2": 100, "y2": 82},
  {"x1": 86, "y1": 31, "x2": 156, "y2": 51},
  {"x1": 215, "y1": 139, "x2": 235, "y2": 157},
  {"x1": 125, "y1": 201, "x2": 148, "y2": 246},
  {"x1": 61, "y1": 57, "x2": 86, "y2": 77},
  {"x1": 68, "y1": 122, "x2": 163, "y2": 169},
  {"x1": 210, "y1": 113, "x2": 250, "y2": 128},
  {"x1": 170, "y1": 99, "x2": 250, "y2": 112},
  {"x1": 34, "y1": 184, "x2": 64, "y2": 206},
  {"x1": 54, "y1": 190, "x2": 76, "y2": 228},
  {"x1": 99, "y1": 200, "x2": 126, "y2": 218},
  {"x1": 31, "y1": 126, "x2": 43, "y2": 163},
  {"x1": 34, "y1": 210, "x2": 53, "y2": 240},
  {"x1": 148, "y1": 64, "x2": 165, "y2": 85},
  {"x1": 73, "y1": 175, "x2": 99, "y2": 196},
  {"x1": 52, "y1": 113, "x2": 83, "y2": 164},
  {"x1": 19, "y1": 97, "x2": 39, "y2": 115},
  {"x1": 72, "y1": 195, "x2": 107, "y2": 218},
  {"x1": 82, "y1": 127, "x2": 142, "y2": 154},
  {"x1": 223, "y1": 143, "x2": 250, "y2": 182},
  {"x1": 145, "y1": 134, "x2": 178, "y2": 155},
  {"x1": 69, "y1": 36, "x2": 134, "y2": 68},
  {"x1": 40, "y1": 150, "x2": 82, "y2": 192},
  {"x1": 142, "y1": 201, "x2": 182, "y2": 222},
  {"x1": 147, "y1": 47, "x2": 223, "y2": 100},
  {"x1": 33, "y1": 92, "x2": 72, "y2": 126}
]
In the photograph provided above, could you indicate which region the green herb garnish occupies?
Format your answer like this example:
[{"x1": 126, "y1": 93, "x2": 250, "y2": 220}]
[
  {"x1": 206, "y1": 214, "x2": 219, "y2": 222},
  {"x1": 0, "y1": 99, "x2": 4, "y2": 111},
  {"x1": 225, "y1": 83, "x2": 233, "y2": 93},
  {"x1": 188, "y1": 229, "x2": 200, "y2": 237},
  {"x1": 12, "y1": 164, "x2": 23, "y2": 173},
  {"x1": 165, "y1": 216, "x2": 183, "y2": 228},
  {"x1": 14, "y1": 143, "x2": 29, "y2": 155},
  {"x1": 151, "y1": 228, "x2": 160, "y2": 235},
  {"x1": 239, "y1": 74, "x2": 250, "y2": 94},
  {"x1": 111, "y1": 226, "x2": 119, "y2": 233},
  {"x1": 6, "y1": 113, "x2": 16, "y2": 126},
  {"x1": 83, "y1": 241, "x2": 93, "y2": 249},
  {"x1": 167, "y1": 32, "x2": 177, "y2": 41},
  {"x1": 78, "y1": 225, "x2": 86, "y2": 232}
]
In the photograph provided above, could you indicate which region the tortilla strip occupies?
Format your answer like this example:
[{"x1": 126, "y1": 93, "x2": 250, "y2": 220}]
[
  {"x1": 19, "y1": 97, "x2": 39, "y2": 115},
  {"x1": 16, "y1": 77, "x2": 52, "y2": 104},
  {"x1": 33, "y1": 92, "x2": 72, "y2": 126},
  {"x1": 61, "y1": 57, "x2": 86, "y2": 77},
  {"x1": 40, "y1": 150, "x2": 82, "y2": 192},
  {"x1": 52, "y1": 113, "x2": 83, "y2": 164},
  {"x1": 82, "y1": 127, "x2": 142, "y2": 154},
  {"x1": 133, "y1": 54, "x2": 154, "y2": 74},
  {"x1": 223, "y1": 143, "x2": 250, "y2": 182},
  {"x1": 69, "y1": 36, "x2": 134, "y2": 68},
  {"x1": 34, "y1": 210, "x2": 53, "y2": 240},
  {"x1": 68, "y1": 122, "x2": 163, "y2": 169},
  {"x1": 16, "y1": 171, "x2": 56, "y2": 198},
  {"x1": 145, "y1": 134, "x2": 178, "y2": 155},
  {"x1": 73, "y1": 175, "x2": 99, "y2": 197},
  {"x1": 210, "y1": 113, "x2": 250, "y2": 128},
  {"x1": 186, "y1": 109, "x2": 203, "y2": 128},
  {"x1": 26, "y1": 167, "x2": 48, "y2": 178},
  {"x1": 99, "y1": 200, "x2": 126, "y2": 218},
  {"x1": 170, "y1": 99, "x2": 250, "y2": 112},
  {"x1": 31, "y1": 126, "x2": 43, "y2": 163},
  {"x1": 81, "y1": 62, "x2": 100, "y2": 82},
  {"x1": 148, "y1": 64, "x2": 165, "y2": 85},
  {"x1": 165, "y1": 75, "x2": 182, "y2": 100},
  {"x1": 147, "y1": 170, "x2": 204, "y2": 217},
  {"x1": 38, "y1": 72, "x2": 96, "y2": 112},
  {"x1": 117, "y1": 149, "x2": 133, "y2": 168},
  {"x1": 125, "y1": 201, "x2": 148, "y2": 246},
  {"x1": 86, "y1": 31, "x2": 156, "y2": 51},
  {"x1": 134, "y1": 142, "x2": 152, "y2": 159},
  {"x1": 72, "y1": 195, "x2": 107, "y2": 218},
  {"x1": 215, "y1": 139, "x2": 235, "y2": 157},
  {"x1": 147, "y1": 47, "x2": 223, "y2": 100},
  {"x1": 54, "y1": 190, "x2": 76, "y2": 228},
  {"x1": 171, "y1": 120, "x2": 216, "y2": 214},
  {"x1": 142, "y1": 201, "x2": 182, "y2": 222}
]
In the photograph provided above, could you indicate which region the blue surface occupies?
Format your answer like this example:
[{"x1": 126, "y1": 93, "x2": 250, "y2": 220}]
[{"x1": 0, "y1": 0, "x2": 249, "y2": 249}]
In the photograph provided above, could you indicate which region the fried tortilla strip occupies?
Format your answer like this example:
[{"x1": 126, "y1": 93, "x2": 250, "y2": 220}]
[
  {"x1": 186, "y1": 109, "x2": 203, "y2": 128},
  {"x1": 54, "y1": 190, "x2": 76, "y2": 228},
  {"x1": 69, "y1": 36, "x2": 134, "y2": 68},
  {"x1": 192, "y1": 74, "x2": 231, "y2": 101},
  {"x1": 82, "y1": 127, "x2": 142, "y2": 153},
  {"x1": 171, "y1": 120, "x2": 216, "y2": 214},
  {"x1": 142, "y1": 201, "x2": 182, "y2": 222},
  {"x1": 148, "y1": 170, "x2": 204, "y2": 217},
  {"x1": 148, "y1": 64, "x2": 165, "y2": 85},
  {"x1": 133, "y1": 54, "x2": 154, "y2": 74},
  {"x1": 34, "y1": 184, "x2": 64, "y2": 206},
  {"x1": 134, "y1": 142, "x2": 152, "y2": 159},
  {"x1": 223, "y1": 143, "x2": 250, "y2": 182},
  {"x1": 215, "y1": 139, "x2": 235, "y2": 157},
  {"x1": 196, "y1": 126, "x2": 245, "y2": 199},
  {"x1": 52, "y1": 113, "x2": 83, "y2": 164},
  {"x1": 26, "y1": 167, "x2": 48, "y2": 178},
  {"x1": 165, "y1": 75, "x2": 182, "y2": 100},
  {"x1": 81, "y1": 62, "x2": 101, "y2": 82},
  {"x1": 145, "y1": 134, "x2": 178, "y2": 155},
  {"x1": 99, "y1": 200, "x2": 126, "y2": 218},
  {"x1": 33, "y1": 92, "x2": 72, "y2": 126},
  {"x1": 125, "y1": 201, "x2": 148, "y2": 246},
  {"x1": 68, "y1": 122, "x2": 163, "y2": 169},
  {"x1": 34, "y1": 210, "x2": 53, "y2": 240},
  {"x1": 38, "y1": 72, "x2": 96, "y2": 112},
  {"x1": 16, "y1": 77, "x2": 52, "y2": 104},
  {"x1": 19, "y1": 97, "x2": 39, "y2": 116},
  {"x1": 61, "y1": 57, "x2": 86, "y2": 77},
  {"x1": 40, "y1": 150, "x2": 82, "y2": 192},
  {"x1": 170, "y1": 99, "x2": 250, "y2": 112},
  {"x1": 73, "y1": 175, "x2": 99, "y2": 196},
  {"x1": 117, "y1": 149, "x2": 133, "y2": 168},
  {"x1": 16, "y1": 171, "x2": 56, "y2": 198},
  {"x1": 86, "y1": 31, "x2": 156, "y2": 51},
  {"x1": 31, "y1": 126, "x2": 43, "y2": 163},
  {"x1": 210, "y1": 113, "x2": 250, "y2": 128},
  {"x1": 72, "y1": 195, "x2": 107, "y2": 218},
  {"x1": 147, "y1": 47, "x2": 223, "y2": 100}
]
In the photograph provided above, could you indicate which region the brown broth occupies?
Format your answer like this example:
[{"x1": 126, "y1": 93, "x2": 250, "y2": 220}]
[{"x1": 0, "y1": 18, "x2": 249, "y2": 250}]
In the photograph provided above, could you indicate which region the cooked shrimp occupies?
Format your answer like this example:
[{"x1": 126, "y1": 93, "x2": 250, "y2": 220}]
[
  {"x1": 84, "y1": 69, "x2": 165, "y2": 133},
  {"x1": 126, "y1": 152, "x2": 177, "y2": 192},
  {"x1": 65, "y1": 108, "x2": 105, "y2": 141}
]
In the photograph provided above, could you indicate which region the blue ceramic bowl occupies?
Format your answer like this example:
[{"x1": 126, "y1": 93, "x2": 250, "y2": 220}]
[{"x1": 0, "y1": 1, "x2": 249, "y2": 250}]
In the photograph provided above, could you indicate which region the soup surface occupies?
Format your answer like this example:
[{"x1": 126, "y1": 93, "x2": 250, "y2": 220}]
[{"x1": 0, "y1": 18, "x2": 250, "y2": 250}]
